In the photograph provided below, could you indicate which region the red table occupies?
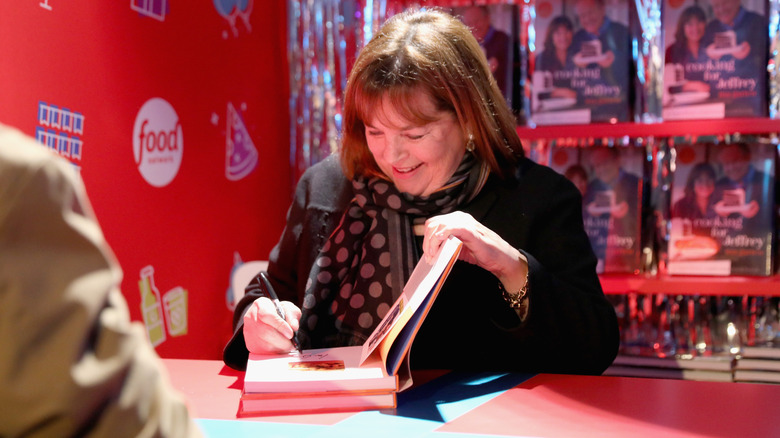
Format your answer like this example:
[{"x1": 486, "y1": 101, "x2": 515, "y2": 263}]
[{"x1": 162, "y1": 359, "x2": 780, "y2": 437}]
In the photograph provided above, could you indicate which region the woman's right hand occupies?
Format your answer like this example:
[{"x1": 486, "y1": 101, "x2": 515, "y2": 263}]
[{"x1": 243, "y1": 297, "x2": 301, "y2": 354}]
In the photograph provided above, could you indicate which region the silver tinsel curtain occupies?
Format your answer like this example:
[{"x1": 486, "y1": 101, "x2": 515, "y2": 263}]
[
  {"x1": 286, "y1": 0, "x2": 481, "y2": 185},
  {"x1": 287, "y1": 0, "x2": 387, "y2": 184}
]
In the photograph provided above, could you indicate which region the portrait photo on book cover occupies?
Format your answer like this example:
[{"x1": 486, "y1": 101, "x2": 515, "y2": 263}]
[
  {"x1": 530, "y1": 0, "x2": 630, "y2": 125},
  {"x1": 549, "y1": 145, "x2": 644, "y2": 274},
  {"x1": 451, "y1": 5, "x2": 522, "y2": 114},
  {"x1": 662, "y1": 0, "x2": 768, "y2": 120},
  {"x1": 668, "y1": 142, "x2": 775, "y2": 276}
]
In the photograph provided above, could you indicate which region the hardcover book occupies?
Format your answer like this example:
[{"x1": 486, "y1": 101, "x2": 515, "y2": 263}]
[
  {"x1": 662, "y1": 0, "x2": 767, "y2": 120},
  {"x1": 451, "y1": 5, "x2": 521, "y2": 114},
  {"x1": 741, "y1": 344, "x2": 780, "y2": 359},
  {"x1": 733, "y1": 369, "x2": 780, "y2": 383},
  {"x1": 668, "y1": 142, "x2": 775, "y2": 276},
  {"x1": 239, "y1": 236, "x2": 463, "y2": 416},
  {"x1": 735, "y1": 358, "x2": 780, "y2": 372},
  {"x1": 604, "y1": 365, "x2": 733, "y2": 382},
  {"x1": 529, "y1": 0, "x2": 631, "y2": 125},
  {"x1": 550, "y1": 145, "x2": 643, "y2": 273},
  {"x1": 243, "y1": 345, "x2": 397, "y2": 394}
]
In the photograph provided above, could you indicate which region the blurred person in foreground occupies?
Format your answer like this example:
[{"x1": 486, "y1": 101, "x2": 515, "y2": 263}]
[
  {"x1": 0, "y1": 123, "x2": 203, "y2": 437},
  {"x1": 224, "y1": 8, "x2": 619, "y2": 375}
]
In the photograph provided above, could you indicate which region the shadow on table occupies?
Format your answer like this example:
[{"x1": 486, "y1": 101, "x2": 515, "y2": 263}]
[
  {"x1": 219, "y1": 364, "x2": 245, "y2": 390},
  {"x1": 389, "y1": 371, "x2": 534, "y2": 422}
]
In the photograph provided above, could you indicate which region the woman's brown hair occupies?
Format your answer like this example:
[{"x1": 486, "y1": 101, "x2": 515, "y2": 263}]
[{"x1": 340, "y1": 8, "x2": 523, "y2": 180}]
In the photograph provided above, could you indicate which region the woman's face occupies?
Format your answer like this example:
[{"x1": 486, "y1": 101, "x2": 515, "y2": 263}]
[
  {"x1": 365, "y1": 93, "x2": 466, "y2": 197},
  {"x1": 552, "y1": 25, "x2": 573, "y2": 51},
  {"x1": 693, "y1": 173, "x2": 714, "y2": 199},
  {"x1": 683, "y1": 17, "x2": 705, "y2": 44}
]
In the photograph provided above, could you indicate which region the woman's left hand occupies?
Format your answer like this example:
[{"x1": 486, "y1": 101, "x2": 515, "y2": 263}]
[{"x1": 422, "y1": 211, "x2": 528, "y2": 292}]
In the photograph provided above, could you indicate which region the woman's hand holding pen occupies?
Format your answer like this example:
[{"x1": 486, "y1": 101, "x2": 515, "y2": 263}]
[{"x1": 243, "y1": 296, "x2": 302, "y2": 354}]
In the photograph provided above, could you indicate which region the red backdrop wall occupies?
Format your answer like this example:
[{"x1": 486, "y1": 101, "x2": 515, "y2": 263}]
[{"x1": 0, "y1": 1, "x2": 291, "y2": 359}]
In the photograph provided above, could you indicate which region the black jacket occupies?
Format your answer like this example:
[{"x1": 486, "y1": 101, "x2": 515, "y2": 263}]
[{"x1": 224, "y1": 154, "x2": 619, "y2": 375}]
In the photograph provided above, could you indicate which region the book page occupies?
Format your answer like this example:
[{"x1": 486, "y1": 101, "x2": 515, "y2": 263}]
[
  {"x1": 245, "y1": 345, "x2": 397, "y2": 393},
  {"x1": 359, "y1": 235, "x2": 462, "y2": 368}
]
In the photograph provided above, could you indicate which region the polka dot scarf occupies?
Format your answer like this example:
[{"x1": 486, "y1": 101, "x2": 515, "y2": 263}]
[{"x1": 298, "y1": 152, "x2": 489, "y2": 349}]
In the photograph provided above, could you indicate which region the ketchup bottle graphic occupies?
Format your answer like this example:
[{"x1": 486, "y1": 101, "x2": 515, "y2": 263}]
[{"x1": 138, "y1": 265, "x2": 166, "y2": 346}]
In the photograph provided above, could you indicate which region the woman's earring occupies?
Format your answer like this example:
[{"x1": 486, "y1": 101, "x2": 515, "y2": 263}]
[{"x1": 466, "y1": 135, "x2": 475, "y2": 152}]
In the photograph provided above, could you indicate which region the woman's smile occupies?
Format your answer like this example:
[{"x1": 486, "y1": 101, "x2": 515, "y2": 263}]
[{"x1": 365, "y1": 93, "x2": 465, "y2": 197}]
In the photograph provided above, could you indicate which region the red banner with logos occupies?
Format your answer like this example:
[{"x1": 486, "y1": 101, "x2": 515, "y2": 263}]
[{"x1": 0, "y1": 1, "x2": 291, "y2": 359}]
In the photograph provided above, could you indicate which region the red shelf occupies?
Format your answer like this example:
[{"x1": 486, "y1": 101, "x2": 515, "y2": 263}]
[
  {"x1": 517, "y1": 118, "x2": 780, "y2": 140},
  {"x1": 600, "y1": 274, "x2": 780, "y2": 296},
  {"x1": 523, "y1": 118, "x2": 780, "y2": 297}
]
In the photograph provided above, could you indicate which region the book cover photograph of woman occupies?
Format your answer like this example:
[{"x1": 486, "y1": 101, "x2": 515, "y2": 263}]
[
  {"x1": 662, "y1": 0, "x2": 767, "y2": 119},
  {"x1": 531, "y1": 0, "x2": 630, "y2": 125},
  {"x1": 668, "y1": 142, "x2": 775, "y2": 276}
]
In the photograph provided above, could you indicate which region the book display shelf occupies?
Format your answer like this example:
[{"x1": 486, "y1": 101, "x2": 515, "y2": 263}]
[
  {"x1": 597, "y1": 273, "x2": 780, "y2": 297},
  {"x1": 519, "y1": 119, "x2": 780, "y2": 383},
  {"x1": 518, "y1": 118, "x2": 780, "y2": 298},
  {"x1": 517, "y1": 118, "x2": 780, "y2": 141}
]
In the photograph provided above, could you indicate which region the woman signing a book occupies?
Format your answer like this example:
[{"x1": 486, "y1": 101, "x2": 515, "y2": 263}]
[{"x1": 224, "y1": 8, "x2": 619, "y2": 375}]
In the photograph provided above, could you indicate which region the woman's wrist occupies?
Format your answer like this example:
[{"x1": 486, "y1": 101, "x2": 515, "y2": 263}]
[
  {"x1": 496, "y1": 250, "x2": 530, "y2": 319},
  {"x1": 496, "y1": 249, "x2": 529, "y2": 293}
]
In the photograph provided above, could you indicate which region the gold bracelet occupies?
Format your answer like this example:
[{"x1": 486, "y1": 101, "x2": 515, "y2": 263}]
[{"x1": 499, "y1": 277, "x2": 529, "y2": 309}]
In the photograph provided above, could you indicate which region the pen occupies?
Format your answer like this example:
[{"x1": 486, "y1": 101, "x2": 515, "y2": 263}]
[{"x1": 259, "y1": 272, "x2": 302, "y2": 353}]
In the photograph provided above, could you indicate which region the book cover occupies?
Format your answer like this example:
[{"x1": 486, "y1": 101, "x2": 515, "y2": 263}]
[
  {"x1": 668, "y1": 142, "x2": 775, "y2": 276},
  {"x1": 359, "y1": 235, "x2": 462, "y2": 383},
  {"x1": 662, "y1": 0, "x2": 767, "y2": 120},
  {"x1": 529, "y1": 0, "x2": 631, "y2": 125},
  {"x1": 451, "y1": 5, "x2": 521, "y2": 114},
  {"x1": 570, "y1": 146, "x2": 644, "y2": 274},
  {"x1": 548, "y1": 144, "x2": 587, "y2": 195},
  {"x1": 241, "y1": 236, "x2": 462, "y2": 414}
]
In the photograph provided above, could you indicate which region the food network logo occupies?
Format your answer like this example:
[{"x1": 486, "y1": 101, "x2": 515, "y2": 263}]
[{"x1": 133, "y1": 98, "x2": 183, "y2": 187}]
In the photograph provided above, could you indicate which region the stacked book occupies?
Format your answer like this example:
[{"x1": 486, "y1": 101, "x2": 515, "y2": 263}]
[
  {"x1": 604, "y1": 353, "x2": 735, "y2": 382},
  {"x1": 547, "y1": 144, "x2": 645, "y2": 275},
  {"x1": 238, "y1": 236, "x2": 462, "y2": 416},
  {"x1": 667, "y1": 142, "x2": 776, "y2": 277},
  {"x1": 733, "y1": 345, "x2": 780, "y2": 384},
  {"x1": 239, "y1": 345, "x2": 398, "y2": 416}
]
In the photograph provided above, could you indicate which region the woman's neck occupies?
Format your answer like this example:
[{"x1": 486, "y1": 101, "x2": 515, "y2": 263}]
[
  {"x1": 686, "y1": 40, "x2": 700, "y2": 56},
  {"x1": 696, "y1": 195, "x2": 709, "y2": 214},
  {"x1": 556, "y1": 48, "x2": 567, "y2": 64}
]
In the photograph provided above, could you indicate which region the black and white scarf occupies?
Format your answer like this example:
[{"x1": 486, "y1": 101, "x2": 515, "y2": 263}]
[{"x1": 297, "y1": 152, "x2": 489, "y2": 349}]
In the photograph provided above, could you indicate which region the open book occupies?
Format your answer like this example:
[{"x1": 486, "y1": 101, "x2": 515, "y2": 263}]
[{"x1": 240, "y1": 235, "x2": 462, "y2": 416}]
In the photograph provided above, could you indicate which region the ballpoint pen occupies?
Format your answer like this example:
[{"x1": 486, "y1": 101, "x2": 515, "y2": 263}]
[{"x1": 259, "y1": 272, "x2": 302, "y2": 353}]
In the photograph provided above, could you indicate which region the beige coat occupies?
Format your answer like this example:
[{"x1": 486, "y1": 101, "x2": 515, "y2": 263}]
[{"x1": 0, "y1": 124, "x2": 203, "y2": 438}]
